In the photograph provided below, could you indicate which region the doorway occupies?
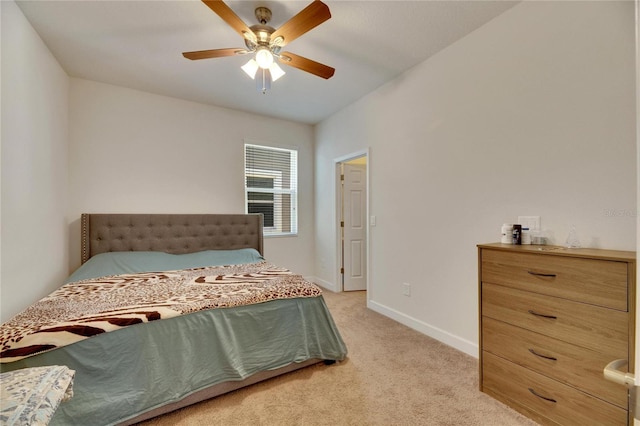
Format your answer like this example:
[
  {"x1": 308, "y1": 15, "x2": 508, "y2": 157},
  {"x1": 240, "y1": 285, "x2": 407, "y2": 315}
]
[{"x1": 336, "y1": 151, "x2": 369, "y2": 292}]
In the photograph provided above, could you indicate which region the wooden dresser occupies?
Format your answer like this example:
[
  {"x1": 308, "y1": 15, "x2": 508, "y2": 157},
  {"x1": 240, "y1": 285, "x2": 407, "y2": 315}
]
[{"x1": 478, "y1": 243, "x2": 636, "y2": 425}]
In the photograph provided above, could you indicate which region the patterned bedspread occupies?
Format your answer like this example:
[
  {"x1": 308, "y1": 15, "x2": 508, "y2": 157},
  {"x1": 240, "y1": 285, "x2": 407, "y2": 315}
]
[
  {"x1": 0, "y1": 262, "x2": 322, "y2": 363},
  {"x1": 0, "y1": 365, "x2": 75, "y2": 425}
]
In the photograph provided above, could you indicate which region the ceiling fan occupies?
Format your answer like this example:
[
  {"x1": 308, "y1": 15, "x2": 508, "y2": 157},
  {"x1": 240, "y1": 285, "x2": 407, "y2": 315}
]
[{"x1": 183, "y1": 0, "x2": 335, "y2": 93}]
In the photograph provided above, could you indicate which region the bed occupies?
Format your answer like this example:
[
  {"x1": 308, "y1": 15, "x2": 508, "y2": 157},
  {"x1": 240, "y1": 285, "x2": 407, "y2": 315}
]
[{"x1": 0, "y1": 213, "x2": 348, "y2": 425}]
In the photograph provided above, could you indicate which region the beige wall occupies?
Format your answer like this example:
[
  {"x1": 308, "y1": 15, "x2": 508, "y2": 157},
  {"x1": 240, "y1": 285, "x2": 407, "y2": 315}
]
[
  {"x1": 315, "y1": 0, "x2": 636, "y2": 356},
  {"x1": 68, "y1": 79, "x2": 315, "y2": 275},
  {"x1": 1, "y1": 1, "x2": 70, "y2": 322}
]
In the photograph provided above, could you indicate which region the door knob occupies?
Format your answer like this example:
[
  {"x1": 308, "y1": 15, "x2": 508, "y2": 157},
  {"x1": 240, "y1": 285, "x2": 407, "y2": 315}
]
[
  {"x1": 604, "y1": 359, "x2": 639, "y2": 420},
  {"x1": 604, "y1": 359, "x2": 635, "y2": 386}
]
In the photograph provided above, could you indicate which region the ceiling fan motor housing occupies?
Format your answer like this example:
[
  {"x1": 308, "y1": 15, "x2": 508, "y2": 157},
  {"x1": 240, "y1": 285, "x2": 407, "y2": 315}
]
[{"x1": 255, "y1": 7, "x2": 272, "y2": 25}]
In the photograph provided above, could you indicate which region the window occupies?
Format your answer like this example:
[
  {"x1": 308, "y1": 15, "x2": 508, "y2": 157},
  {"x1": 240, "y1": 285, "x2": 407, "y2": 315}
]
[{"x1": 244, "y1": 143, "x2": 298, "y2": 236}]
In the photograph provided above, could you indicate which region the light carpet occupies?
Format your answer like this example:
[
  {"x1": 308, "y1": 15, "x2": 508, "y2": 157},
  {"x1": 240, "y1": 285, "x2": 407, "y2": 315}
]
[{"x1": 139, "y1": 290, "x2": 538, "y2": 425}]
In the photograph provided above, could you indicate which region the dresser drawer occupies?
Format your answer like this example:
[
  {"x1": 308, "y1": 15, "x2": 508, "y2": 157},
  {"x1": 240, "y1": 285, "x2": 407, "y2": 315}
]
[
  {"x1": 483, "y1": 352, "x2": 627, "y2": 426},
  {"x1": 483, "y1": 317, "x2": 628, "y2": 408},
  {"x1": 481, "y1": 249, "x2": 628, "y2": 310},
  {"x1": 482, "y1": 282, "x2": 628, "y2": 355}
]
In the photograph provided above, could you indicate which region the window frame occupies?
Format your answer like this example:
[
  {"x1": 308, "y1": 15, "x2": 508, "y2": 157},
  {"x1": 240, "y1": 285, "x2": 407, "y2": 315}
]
[{"x1": 244, "y1": 142, "x2": 298, "y2": 237}]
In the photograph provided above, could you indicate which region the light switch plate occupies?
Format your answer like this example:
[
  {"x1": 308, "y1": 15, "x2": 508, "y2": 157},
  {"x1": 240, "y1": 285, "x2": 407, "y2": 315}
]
[{"x1": 518, "y1": 216, "x2": 541, "y2": 230}]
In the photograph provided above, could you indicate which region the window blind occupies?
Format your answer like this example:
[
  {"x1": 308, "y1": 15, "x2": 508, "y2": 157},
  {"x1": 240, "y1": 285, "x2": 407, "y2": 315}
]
[{"x1": 244, "y1": 143, "x2": 298, "y2": 236}]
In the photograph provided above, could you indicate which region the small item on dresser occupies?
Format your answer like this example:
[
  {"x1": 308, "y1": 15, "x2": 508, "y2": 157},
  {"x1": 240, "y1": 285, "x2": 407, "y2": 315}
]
[
  {"x1": 566, "y1": 224, "x2": 581, "y2": 248},
  {"x1": 501, "y1": 224, "x2": 513, "y2": 244},
  {"x1": 530, "y1": 229, "x2": 544, "y2": 245},
  {"x1": 521, "y1": 228, "x2": 531, "y2": 244},
  {"x1": 512, "y1": 224, "x2": 522, "y2": 245}
]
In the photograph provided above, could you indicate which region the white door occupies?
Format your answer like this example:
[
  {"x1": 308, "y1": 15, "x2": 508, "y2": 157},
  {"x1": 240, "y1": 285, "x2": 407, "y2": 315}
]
[{"x1": 343, "y1": 163, "x2": 366, "y2": 291}]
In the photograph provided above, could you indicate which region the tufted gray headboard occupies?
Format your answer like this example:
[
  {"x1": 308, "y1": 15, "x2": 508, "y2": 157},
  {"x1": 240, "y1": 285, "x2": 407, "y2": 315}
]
[{"x1": 80, "y1": 213, "x2": 264, "y2": 264}]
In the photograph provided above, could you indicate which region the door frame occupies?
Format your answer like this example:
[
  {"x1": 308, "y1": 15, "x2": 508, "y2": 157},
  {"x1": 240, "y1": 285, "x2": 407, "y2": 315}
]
[{"x1": 334, "y1": 148, "x2": 370, "y2": 293}]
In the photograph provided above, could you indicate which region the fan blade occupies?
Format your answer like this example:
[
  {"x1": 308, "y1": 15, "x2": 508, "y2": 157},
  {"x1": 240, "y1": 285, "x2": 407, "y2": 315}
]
[
  {"x1": 279, "y1": 52, "x2": 335, "y2": 79},
  {"x1": 270, "y1": 1, "x2": 331, "y2": 47},
  {"x1": 201, "y1": 0, "x2": 254, "y2": 41},
  {"x1": 183, "y1": 48, "x2": 247, "y2": 60}
]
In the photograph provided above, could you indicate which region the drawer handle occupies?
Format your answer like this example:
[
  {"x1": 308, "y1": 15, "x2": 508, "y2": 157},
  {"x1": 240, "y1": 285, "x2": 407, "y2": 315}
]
[
  {"x1": 528, "y1": 310, "x2": 557, "y2": 320},
  {"x1": 528, "y1": 348, "x2": 557, "y2": 361},
  {"x1": 527, "y1": 271, "x2": 557, "y2": 278},
  {"x1": 528, "y1": 388, "x2": 557, "y2": 403}
]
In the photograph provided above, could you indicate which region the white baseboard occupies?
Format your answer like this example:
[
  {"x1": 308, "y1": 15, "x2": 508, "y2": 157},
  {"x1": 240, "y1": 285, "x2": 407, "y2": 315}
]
[
  {"x1": 306, "y1": 276, "x2": 341, "y2": 293},
  {"x1": 367, "y1": 299, "x2": 479, "y2": 359},
  {"x1": 305, "y1": 277, "x2": 479, "y2": 358}
]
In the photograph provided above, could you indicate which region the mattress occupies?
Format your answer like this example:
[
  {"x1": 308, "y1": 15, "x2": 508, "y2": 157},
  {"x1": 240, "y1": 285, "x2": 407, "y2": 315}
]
[{"x1": 0, "y1": 249, "x2": 347, "y2": 425}]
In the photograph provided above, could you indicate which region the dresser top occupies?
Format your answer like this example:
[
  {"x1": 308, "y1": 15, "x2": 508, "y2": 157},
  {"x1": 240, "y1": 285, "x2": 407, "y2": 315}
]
[{"x1": 478, "y1": 242, "x2": 636, "y2": 263}]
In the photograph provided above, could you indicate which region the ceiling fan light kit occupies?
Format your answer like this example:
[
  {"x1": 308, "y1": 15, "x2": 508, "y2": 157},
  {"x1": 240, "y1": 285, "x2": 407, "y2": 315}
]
[
  {"x1": 255, "y1": 48, "x2": 273, "y2": 68},
  {"x1": 241, "y1": 59, "x2": 259, "y2": 78},
  {"x1": 183, "y1": 0, "x2": 335, "y2": 93},
  {"x1": 268, "y1": 62, "x2": 286, "y2": 80},
  {"x1": 241, "y1": 57, "x2": 285, "y2": 94}
]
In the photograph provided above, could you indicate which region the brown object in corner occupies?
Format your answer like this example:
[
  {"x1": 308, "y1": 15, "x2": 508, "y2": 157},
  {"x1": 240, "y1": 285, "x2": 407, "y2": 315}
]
[{"x1": 477, "y1": 243, "x2": 636, "y2": 426}]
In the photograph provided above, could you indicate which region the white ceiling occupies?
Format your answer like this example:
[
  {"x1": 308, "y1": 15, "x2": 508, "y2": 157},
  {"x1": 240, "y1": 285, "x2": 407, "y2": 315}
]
[{"x1": 16, "y1": 0, "x2": 518, "y2": 124}]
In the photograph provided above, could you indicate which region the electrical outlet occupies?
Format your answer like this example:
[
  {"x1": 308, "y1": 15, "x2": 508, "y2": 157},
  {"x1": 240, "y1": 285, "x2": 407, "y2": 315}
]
[
  {"x1": 517, "y1": 216, "x2": 541, "y2": 231},
  {"x1": 403, "y1": 283, "x2": 411, "y2": 297}
]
